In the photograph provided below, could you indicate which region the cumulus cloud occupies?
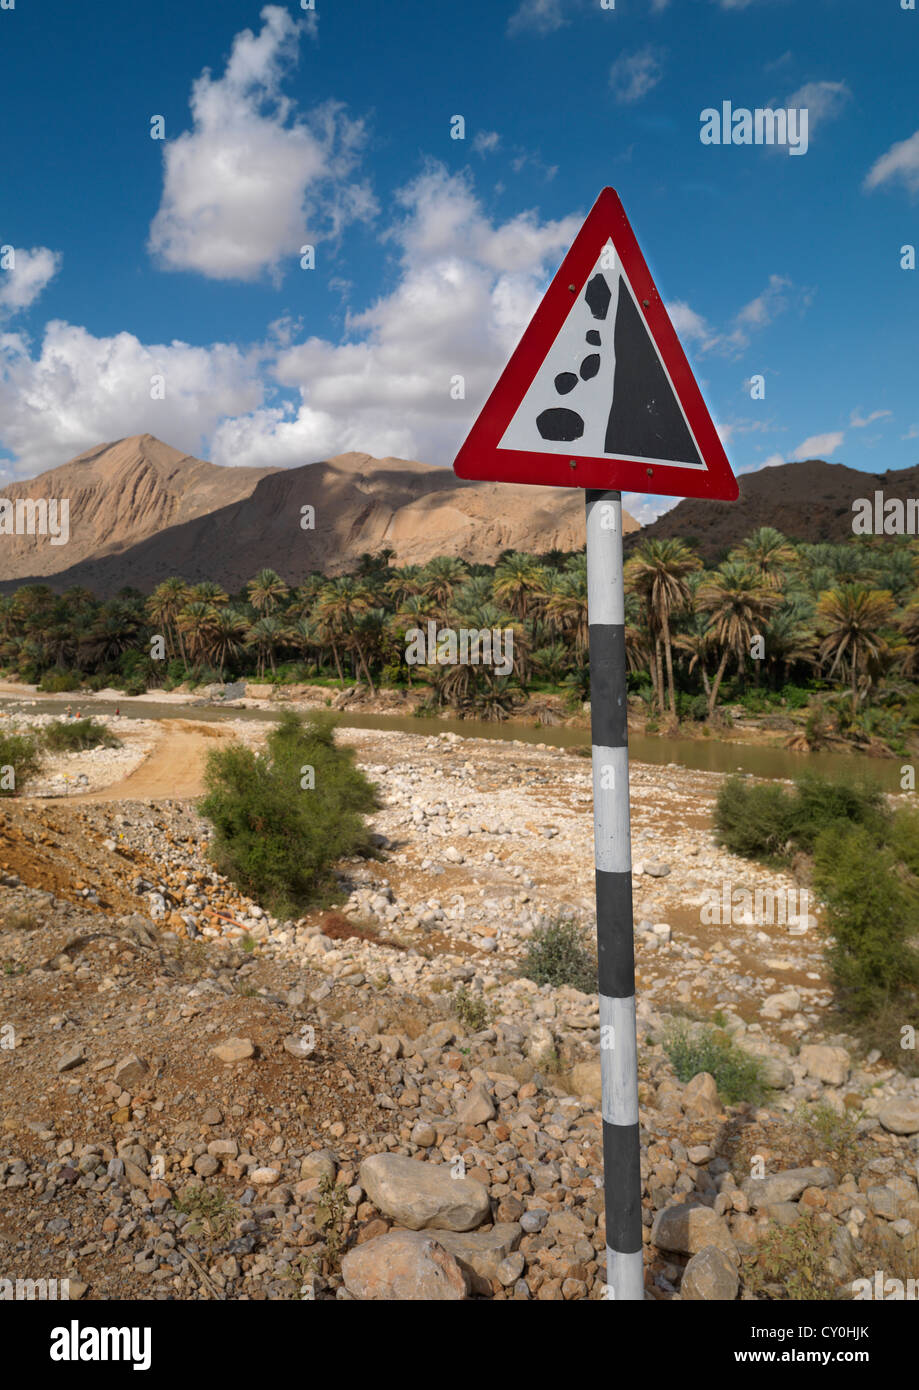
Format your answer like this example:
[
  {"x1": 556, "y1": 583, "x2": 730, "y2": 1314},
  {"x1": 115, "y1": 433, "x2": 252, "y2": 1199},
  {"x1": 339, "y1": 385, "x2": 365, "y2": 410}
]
[
  {"x1": 609, "y1": 47, "x2": 663, "y2": 104},
  {"x1": 210, "y1": 166, "x2": 582, "y2": 468},
  {"x1": 864, "y1": 129, "x2": 919, "y2": 198},
  {"x1": 793, "y1": 431, "x2": 844, "y2": 460},
  {"x1": 0, "y1": 322, "x2": 263, "y2": 477},
  {"x1": 148, "y1": 5, "x2": 375, "y2": 283},
  {"x1": 0, "y1": 247, "x2": 61, "y2": 318}
]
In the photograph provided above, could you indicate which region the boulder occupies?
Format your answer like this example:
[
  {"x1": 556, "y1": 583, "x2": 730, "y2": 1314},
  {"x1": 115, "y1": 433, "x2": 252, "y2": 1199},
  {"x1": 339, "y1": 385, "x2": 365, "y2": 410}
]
[
  {"x1": 359, "y1": 1154, "x2": 490, "y2": 1232},
  {"x1": 741, "y1": 1165, "x2": 835, "y2": 1209},
  {"x1": 878, "y1": 1098, "x2": 919, "y2": 1136},
  {"x1": 342, "y1": 1231, "x2": 468, "y2": 1300},
  {"x1": 431, "y1": 1224, "x2": 523, "y2": 1293},
  {"x1": 680, "y1": 1246, "x2": 739, "y2": 1301},
  {"x1": 800, "y1": 1044, "x2": 850, "y2": 1087},
  {"x1": 651, "y1": 1200, "x2": 737, "y2": 1259}
]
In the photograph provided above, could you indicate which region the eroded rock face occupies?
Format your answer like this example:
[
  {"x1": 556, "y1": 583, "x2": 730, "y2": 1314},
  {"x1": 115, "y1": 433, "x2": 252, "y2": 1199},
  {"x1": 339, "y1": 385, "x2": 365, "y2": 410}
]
[
  {"x1": 359, "y1": 1153, "x2": 490, "y2": 1232},
  {"x1": 341, "y1": 1231, "x2": 468, "y2": 1300}
]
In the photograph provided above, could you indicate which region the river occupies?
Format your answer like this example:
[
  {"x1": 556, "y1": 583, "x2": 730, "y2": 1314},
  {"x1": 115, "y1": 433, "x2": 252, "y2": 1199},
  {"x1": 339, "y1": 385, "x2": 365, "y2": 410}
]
[{"x1": 0, "y1": 694, "x2": 907, "y2": 792}]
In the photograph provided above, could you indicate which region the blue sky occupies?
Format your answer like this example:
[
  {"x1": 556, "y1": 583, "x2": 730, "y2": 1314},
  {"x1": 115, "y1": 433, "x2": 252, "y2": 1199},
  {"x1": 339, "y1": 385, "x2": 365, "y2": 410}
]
[{"x1": 1, "y1": 0, "x2": 917, "y2": 521}]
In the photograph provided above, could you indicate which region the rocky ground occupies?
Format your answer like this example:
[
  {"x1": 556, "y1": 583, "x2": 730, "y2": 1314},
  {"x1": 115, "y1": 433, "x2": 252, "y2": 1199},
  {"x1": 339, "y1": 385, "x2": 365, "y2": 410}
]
[{"x1": 1, "y1": 720, "x2": 917, "y2": 1301}]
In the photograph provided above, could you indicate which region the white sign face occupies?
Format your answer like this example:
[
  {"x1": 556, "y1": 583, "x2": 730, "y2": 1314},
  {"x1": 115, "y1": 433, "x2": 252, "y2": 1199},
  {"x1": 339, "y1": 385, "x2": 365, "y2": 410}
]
[{"x1": 498, "y1": 239, "x2": 704, "y2": 471}]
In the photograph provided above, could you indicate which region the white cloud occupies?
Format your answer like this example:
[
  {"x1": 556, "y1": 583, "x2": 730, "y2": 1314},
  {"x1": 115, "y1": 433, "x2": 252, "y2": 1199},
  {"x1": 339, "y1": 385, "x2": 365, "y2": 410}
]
[
  {"x1": 211, "y1": 166, "x2": 583, "y2": 469},
  {"x1": 850, "y1": 407, "x2": 891, "y2": 428},
  {"x1": 0, "y1": 322, "x2": 263, "y2": 477},
  {"x1": 148, "y1": 5, "x2": 375, "y2": 283},
  {"x1": 793, "y1": 431, "x2": 844, "y2": 460},
  {"x1": 472, "y1": 130, "x2": 501, "y2": 156},
  {"x1": 609, "y1": 47, "x2": 663, "y2": 104},
  {"x1": 667, "y1": 274, "x2": 795, "y2": 358},
  {"x1": 622, "y1": 492, "x2": 678, "y2": 526},
  {"x1": 783, "y1": 80, "x2": 851, "y2": 141},
  {"x1": 902, "y1": 424, "x2": 919, "y2": 441},
  {"x1": 507, "y1": 0, "x2": 568, "y2": 36},
  {"x1": 0, "y1": 247, "x2": 61, "y2": 318},
  {"x1": 759, "y1": 453, "x2": 786, "y2": 468},
  {"x1": 666, "y1": 300, "x2": 719, "y2": 352},
  {"x1": 864, "y1": 129, "x2": 919, "y2": 198}
]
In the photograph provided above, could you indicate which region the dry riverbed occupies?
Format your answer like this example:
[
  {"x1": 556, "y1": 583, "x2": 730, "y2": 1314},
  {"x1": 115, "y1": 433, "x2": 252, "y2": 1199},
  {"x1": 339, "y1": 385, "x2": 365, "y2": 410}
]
[{"x1": 0, "y1": 719, "x2": 917, "y2": 1302}]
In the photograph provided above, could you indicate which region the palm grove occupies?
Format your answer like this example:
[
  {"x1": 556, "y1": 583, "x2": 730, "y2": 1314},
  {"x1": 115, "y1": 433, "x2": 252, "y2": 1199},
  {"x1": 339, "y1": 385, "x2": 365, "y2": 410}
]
[{"x1": 2, "y1": 526, "x2": 918, "y2": 751}]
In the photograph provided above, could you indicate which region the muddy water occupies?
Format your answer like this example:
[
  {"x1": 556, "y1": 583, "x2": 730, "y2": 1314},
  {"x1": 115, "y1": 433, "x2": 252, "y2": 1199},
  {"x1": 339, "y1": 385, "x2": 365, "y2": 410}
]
[{"x1": 1, "y1": 694, "x2": 906, "y2": 791}]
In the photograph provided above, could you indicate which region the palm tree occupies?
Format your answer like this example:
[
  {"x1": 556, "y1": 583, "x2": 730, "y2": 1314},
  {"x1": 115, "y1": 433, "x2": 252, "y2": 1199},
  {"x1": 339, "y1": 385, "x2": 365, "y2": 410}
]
[
  {"x1": 247, "y1": 568, "x2": 289, "y2": 616},
  {"x1": 697, "y1": 561, "x2": 781, "y2": 717},
  {"x1": 900, "y1": 600, "x2": 919, "y2": 677},
  {"x1": 245, "y1": 614, "x2": 286, "y2": 676},
  {"x1": 176, "y1": 601, "x2": 220, "y2": 668},
  {"x1": 314, "y1": 577, "x2": 373, "y2": 685},
  {"x1": 543, "y1": 558, "x2": 589, "y2": 655},
  {"x1": 190, "y1": 581, "x2": 229, "y2": 607},
  {"x1": 816, "y1": 585, "x2": 896, "y2": 716},
  {"x1": 211, "y1": 607, "x2": 248, "y2": 677},
  {"x1": 736, "y1": 527, "x2": 797, "y2": 590},
  {"x1": 625, "y1": 539, "x2": 702, "y2": 718},
  {"x1": 493, "y1": 553, "x2": 544, "y2": 622},
  {"x1": 147, "y1": 577, "x2": 192, "y2": 663},
  {"x1": 419, "y1": 556, "x2": 468, "y2": 612}
]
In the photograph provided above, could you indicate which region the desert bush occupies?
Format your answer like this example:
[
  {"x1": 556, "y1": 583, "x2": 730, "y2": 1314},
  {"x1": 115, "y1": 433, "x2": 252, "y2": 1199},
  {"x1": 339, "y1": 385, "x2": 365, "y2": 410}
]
[
  {"x1": 743, "y1": 1210, "x2": 837, "y2": 1300},
  {"x1": 452, "y1": 985, "x2": 490, "y2": 1031},
  {"x1": 0, "y1": 731, "x2": 41, "y2": 795},
  {"x1": 37, "y1": 668, "x2": 85, "y2": 694},
  {"x1": 198, "y1": 710, "x2": 379, "y2": 917},
  {"x1": 663, "y1": 1022, "x2": 767, "y2": 1105},
  {"x1": 520, "y1": 915, "x2": 597, "y2": 993},
  {"x1": 42, "y1": 718, "x2": 120, "y2": 752},
  {"x1": 714, "y1": 772, "x2": 887, "y2": 863},
  {"x1": 813, "y1": 822, "x2": 919, "y2": 1033}
]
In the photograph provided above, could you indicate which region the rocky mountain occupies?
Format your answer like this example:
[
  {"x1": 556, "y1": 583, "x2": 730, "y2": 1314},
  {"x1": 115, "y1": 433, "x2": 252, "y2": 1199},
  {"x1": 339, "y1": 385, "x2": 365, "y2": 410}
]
[
  {"x1": 626, "y1": 458, "x2": 919, "y2": 562},
  {"x1": 0, "y1": 435, "x2": 638, "y2": 596}
]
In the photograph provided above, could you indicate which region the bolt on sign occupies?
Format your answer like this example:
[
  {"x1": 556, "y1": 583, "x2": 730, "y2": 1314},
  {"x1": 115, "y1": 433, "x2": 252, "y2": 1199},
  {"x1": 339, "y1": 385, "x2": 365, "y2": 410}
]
[{"x1": 454, "y1": 187, "x2": 737, "y2": 1301}]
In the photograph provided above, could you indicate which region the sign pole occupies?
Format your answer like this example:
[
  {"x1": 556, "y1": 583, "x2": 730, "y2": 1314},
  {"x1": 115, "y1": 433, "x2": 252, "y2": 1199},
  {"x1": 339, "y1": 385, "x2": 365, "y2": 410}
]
[{"x1": 585, "y1": 487, "x2": 644, "y2": 1301}]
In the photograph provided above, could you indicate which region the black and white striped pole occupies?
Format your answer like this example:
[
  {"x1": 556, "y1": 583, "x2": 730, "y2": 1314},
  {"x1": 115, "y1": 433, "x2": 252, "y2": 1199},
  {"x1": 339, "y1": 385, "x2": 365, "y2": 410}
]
[{"x1": 585, "y1": 487, "x2": 644, "y2": 1302}]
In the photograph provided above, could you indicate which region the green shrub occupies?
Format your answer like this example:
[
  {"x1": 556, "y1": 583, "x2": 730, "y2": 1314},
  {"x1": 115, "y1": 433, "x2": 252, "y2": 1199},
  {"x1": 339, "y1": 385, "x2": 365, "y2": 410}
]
[
  {"x1": 714, "y1": 772, "x2": 887, "y2": 863},
  {"x1": 663, "y1": 1022, "x2": 767, "y2": 1105},
  {"x1": 197, "y1": 710, "x2": 379, "y2": 917},
  {"x1": 813, "y1": 823, "x2": 919, "y2": 1028},
  {"x1": 452, "y1": 985, "x2": 490, "y2": 1031},
  {"x1": 743, "y1": 1210, "x2": 837, "y2": 1300},
  {"x1": 120, "y1": 674, "x2": 147, "y2": 696},
  {"x1": 42, "y1": 718, "x2": 120, "y2": 752},
  {"x1": 520, "y1": 916, "x2": 597, "y2": 992},
  {"x1": 0, "y1": 731, "x2": 41, "y2": 795},
  {"x1": 37, "y1": 668, "x2": 85, "y2": 694}
]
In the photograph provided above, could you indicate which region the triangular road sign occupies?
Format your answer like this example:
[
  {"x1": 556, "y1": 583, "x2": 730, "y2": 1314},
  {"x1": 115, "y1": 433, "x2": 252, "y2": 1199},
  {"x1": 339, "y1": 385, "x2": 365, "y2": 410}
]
[{"x1": 454, "y1": 187, "x2": 738, "y2": 501}]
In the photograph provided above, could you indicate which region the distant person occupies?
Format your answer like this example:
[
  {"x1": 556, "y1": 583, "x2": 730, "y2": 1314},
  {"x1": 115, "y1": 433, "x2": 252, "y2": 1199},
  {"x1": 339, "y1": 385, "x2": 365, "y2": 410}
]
[{"x1": 65, "y1": 705, "x2": 72, "y2": 719}]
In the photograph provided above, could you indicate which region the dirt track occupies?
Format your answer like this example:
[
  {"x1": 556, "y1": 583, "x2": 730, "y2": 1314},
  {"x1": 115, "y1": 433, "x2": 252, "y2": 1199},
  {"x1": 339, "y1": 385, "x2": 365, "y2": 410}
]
[{"x1": 33, "y1": 721, "x2": 234, "y2": 804}]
